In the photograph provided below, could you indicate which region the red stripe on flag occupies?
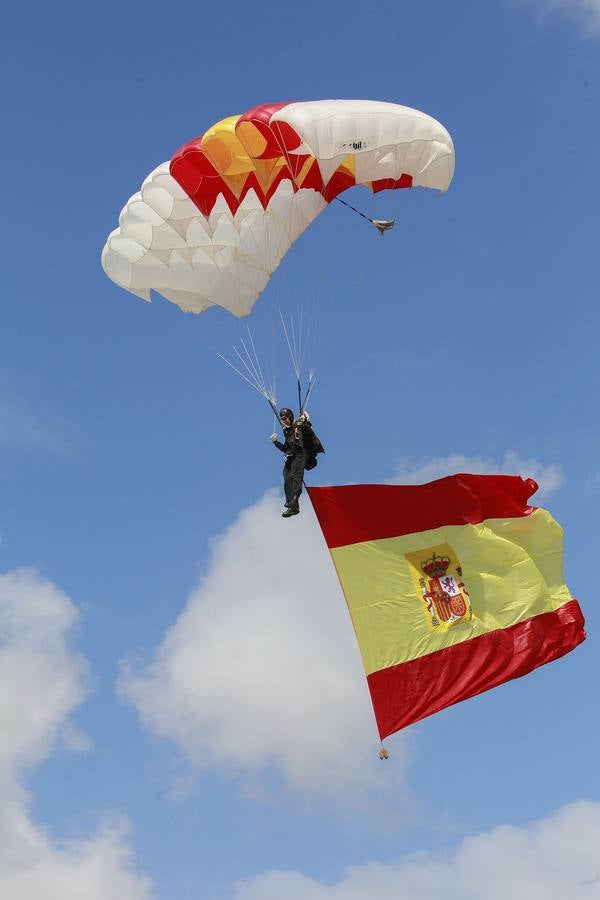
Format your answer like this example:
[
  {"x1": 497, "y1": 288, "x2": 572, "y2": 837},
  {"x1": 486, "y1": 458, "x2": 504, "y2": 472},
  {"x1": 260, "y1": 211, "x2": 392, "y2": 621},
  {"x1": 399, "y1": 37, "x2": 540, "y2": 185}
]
[
  {"x1": 367, "y1": 599, "x2": 585, "y2": 739},
  {"x1": 307, "y1": 475, "x2": 538, "y2": 548}
]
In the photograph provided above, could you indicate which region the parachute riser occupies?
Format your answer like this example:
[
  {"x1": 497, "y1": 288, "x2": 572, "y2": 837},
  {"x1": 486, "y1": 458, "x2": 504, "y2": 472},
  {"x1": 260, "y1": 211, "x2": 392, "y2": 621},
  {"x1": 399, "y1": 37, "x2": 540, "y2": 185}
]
[{"x1": 334, "y1": 197, "x2": 395, "y2": 235}]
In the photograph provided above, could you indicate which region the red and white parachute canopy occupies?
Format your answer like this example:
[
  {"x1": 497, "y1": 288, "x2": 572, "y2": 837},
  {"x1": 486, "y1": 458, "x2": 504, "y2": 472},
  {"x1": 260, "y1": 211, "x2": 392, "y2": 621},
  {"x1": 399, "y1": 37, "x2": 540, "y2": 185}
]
[{"x1": 102, "y1": 99, "x2": 454, "y2": 317}]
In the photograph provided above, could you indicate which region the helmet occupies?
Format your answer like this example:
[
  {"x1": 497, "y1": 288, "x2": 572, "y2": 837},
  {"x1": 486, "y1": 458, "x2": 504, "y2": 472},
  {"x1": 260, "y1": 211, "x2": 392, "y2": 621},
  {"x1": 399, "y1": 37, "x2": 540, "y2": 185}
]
[{"x1": 279, "y1": 407, "x2": 294, "y2": 421}]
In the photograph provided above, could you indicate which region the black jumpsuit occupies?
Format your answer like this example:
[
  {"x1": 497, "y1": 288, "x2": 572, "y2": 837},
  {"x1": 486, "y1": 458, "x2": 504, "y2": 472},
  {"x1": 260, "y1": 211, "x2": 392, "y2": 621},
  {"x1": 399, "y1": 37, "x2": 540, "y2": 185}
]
[{"x1": 273, "y1": 423, "x2": 310, "y2": 507}]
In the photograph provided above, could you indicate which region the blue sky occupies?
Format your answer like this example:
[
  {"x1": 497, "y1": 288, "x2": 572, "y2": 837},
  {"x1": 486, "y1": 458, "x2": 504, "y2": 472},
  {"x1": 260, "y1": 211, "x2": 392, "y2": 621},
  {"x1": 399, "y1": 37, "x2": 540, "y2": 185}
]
[{"x1": 1, "y1": 1, "x2": 599, "y2": 898}]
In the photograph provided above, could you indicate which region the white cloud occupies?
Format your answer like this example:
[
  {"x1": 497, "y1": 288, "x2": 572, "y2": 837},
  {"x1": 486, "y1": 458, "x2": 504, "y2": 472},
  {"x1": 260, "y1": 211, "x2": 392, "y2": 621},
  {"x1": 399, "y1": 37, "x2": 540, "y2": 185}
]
[
  {"x1": 0, "y1": 568, "x2": 153, "y2": 900},
  {"x1": 388, "y1": 451, "x2": 563, "y2": 500},
  {"x1": 523, "y1": 0, "x2": 600, "y2": 34},
  {"x1": 0, "y1": 569, "x2": 89, "y2": 784},
  {"x1": 0, "y1": 812, "x2": 153, "y2": 900},
  {"x1": 228, "y1": 799, "x2": 600, "y2": 900},
  {"x1": 120, "y1": 490, "x2": 410, "y2": 804}
]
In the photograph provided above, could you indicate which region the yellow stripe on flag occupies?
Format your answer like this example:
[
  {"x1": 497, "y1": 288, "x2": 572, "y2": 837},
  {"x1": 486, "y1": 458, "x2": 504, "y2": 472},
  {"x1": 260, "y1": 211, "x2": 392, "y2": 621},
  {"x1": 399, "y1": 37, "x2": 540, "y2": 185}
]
[{"x1": 330, "y1": 508, "x2": 572, "y2": 676}]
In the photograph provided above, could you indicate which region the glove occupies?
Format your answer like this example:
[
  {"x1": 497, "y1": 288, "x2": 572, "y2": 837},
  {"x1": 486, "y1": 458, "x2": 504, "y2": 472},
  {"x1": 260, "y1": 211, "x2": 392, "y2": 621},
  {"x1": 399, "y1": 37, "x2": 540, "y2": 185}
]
[
  {"x1": 297, "y1": 410, "x2": 310, "y2": 424},
  {"x1": 269, "y1": 433, "x2": 278, "y2": 442}
]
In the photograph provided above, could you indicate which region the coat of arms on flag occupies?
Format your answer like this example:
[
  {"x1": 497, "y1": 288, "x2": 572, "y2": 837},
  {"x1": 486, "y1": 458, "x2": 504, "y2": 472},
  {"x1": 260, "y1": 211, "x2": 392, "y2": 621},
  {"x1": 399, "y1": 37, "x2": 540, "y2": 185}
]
[{"x1": 405, "y1": 544, "x2": 473, "y2": 631}]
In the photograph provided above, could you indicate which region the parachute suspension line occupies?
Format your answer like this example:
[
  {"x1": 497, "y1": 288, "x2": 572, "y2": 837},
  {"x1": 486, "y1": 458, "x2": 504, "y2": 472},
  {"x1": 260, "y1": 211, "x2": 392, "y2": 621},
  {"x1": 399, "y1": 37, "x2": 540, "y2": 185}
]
[
  {"x1": 214, "y1": 323, "x2": 278, "y2": 411},
  {"x1": 297, "y1": 306, "x2": 313, "y2": 383},
  {"x1": 270, "y1": 304, "x2": 278, "y2": 412},
  {"x1": 234, "y1": 338, "x2": 267, "y2": 398},
  {"x1": 245, "y1": 326, "x2": 270, "y2": 404},
  {"x1": 300, "y1": 244, "x2": 325, "y2": 400},
  {"x1": 182, "y1": 303, "x2": 280, "y2": 417},
  {"x1": 290, "y1": 313, "x2": 301, "y2": 379},
  {"x1": 302, "y1": 370, "x2": 317, "y2": 411},
  {"x1": 283, "y1": 238, "x2": 325, "y2": 417},
  {"x1": 334, "y1": 196, "x2": 395, "y2": 235},
  {"x1": 297, "y1": 309, "x2": 304, "y2": 375},
  {"x1": 215, "y1": 350, "x2": 275, "y2": 406},
  {"x1": 280, "y1": 310, "x2": 301, "y2": 382},
  {"x1": 266, "y1": 396, "x2": 280, "y2": 424},
  {"x1": 279, "y1": 309, "x2": 309, "y2": 416},
  {"x1": 298, "y1": 307, "x2": 316, "y2": 413},
  {"x1": 293, "y1": 308, "x2": 311, "y2": 412},
  {"x1": 173, "y1": 301, "x2": 269, "y2": 401},
  {"x1": 293, "y1": 308, "x2": 305, "y2": 383},
  {"x1": 181, "y1": 284, "x2": 271, "y2": 400}
]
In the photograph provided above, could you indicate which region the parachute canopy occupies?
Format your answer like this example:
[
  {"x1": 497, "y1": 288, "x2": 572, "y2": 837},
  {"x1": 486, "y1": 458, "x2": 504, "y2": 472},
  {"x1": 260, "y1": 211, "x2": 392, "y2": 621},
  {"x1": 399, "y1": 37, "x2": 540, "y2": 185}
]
[{"x1": 102, "y1": 99, "x2": 454, "y2": 317}]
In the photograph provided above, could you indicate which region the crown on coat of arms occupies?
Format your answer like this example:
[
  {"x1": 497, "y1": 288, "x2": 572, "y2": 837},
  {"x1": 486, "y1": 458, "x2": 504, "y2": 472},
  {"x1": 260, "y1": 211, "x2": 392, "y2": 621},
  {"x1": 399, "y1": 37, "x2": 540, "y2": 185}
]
[{"x1": 421, "y1": 552, "x2": 451, "y2": 578}]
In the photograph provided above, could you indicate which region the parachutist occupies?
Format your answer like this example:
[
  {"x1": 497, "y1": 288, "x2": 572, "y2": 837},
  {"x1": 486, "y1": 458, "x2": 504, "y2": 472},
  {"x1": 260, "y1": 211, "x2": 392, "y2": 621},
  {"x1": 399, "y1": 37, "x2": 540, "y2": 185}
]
[{"x1": 270, "y1": 408, "x2": 324, "y2": 517}]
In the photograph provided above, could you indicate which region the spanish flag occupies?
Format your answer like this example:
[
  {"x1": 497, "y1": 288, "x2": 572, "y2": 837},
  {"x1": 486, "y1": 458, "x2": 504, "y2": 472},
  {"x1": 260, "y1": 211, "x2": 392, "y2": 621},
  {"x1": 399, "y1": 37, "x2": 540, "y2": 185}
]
[{"x1": 307, "y1": 475, "x2": 585, "y2": 740}]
